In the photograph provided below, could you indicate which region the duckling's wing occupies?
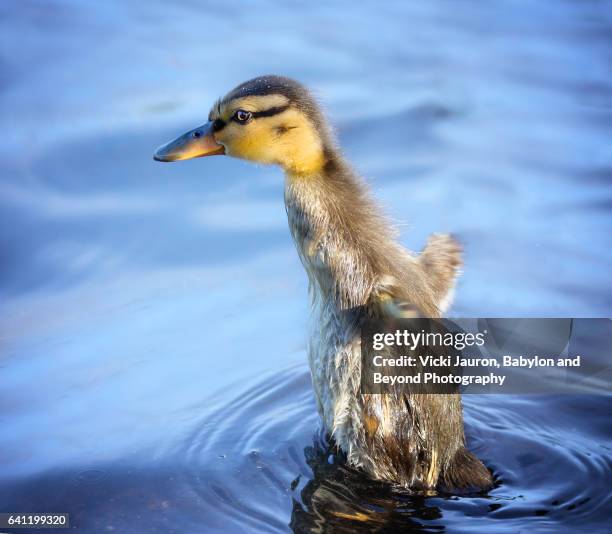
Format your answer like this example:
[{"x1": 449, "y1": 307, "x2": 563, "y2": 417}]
[
  {"x1": 379, "y1": 297, "x2": 423, "y2": 319},
  {"x1": 418, "y1": 233, "x2": 462, "y2": 313}
]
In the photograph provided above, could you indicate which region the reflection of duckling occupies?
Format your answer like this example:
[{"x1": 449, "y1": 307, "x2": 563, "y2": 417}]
[
  {"x1": 291, "y1": 435, "x2": 445, "y2": 532},
  {"x1": 154, "y1": 75, "x2": 492, "y2": 492}
]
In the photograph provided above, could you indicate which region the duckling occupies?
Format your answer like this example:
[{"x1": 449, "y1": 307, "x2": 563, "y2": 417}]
[{"x1": 154, "y1": 75, "x2": 492, "y2": 492}]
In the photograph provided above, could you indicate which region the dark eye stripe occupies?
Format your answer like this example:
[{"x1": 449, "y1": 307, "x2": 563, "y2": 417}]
[
  {"x1": 211, "y1": 104, "x2": 290, "y2": 128},
  {"x1": 251, "y1": 105, "x2": 290, "y2": 118},
  {"x1": 212, "y1": 119, "x2": 226, "y2": 132}
]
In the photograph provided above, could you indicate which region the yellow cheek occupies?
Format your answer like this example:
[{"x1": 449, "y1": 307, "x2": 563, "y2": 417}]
[
  {"x1": 214, "y1": 110, "x2": 325, "y2": 174},
  {"x1": 218, "y1": 123, "x2": 278, "y2": 163}
]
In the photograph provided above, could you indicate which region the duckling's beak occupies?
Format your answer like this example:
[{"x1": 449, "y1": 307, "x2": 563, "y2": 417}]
[{"x1": 153, "y1": 121, "x2": 225, "y2": 162}]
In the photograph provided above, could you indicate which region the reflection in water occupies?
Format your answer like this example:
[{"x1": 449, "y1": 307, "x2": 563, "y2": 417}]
[
  {"x1": 291, "y1": 435, "x2": 448, "y2": 533},
  {"x1": 1, "y1": 0, "x2": 612, "y2": 532}
]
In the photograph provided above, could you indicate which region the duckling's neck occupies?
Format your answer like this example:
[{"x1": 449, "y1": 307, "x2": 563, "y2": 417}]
[
  {"x1": 284, "y1": 151, "x2": 396, "y2": 309},
  {"x1": 280, "y1": 134, "x2": 326, "y2": 176}
]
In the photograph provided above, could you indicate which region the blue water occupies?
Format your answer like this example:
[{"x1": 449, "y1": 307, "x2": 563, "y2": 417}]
[{"x1": 1, "y1": 1, "x2": 611, "y2": 532}]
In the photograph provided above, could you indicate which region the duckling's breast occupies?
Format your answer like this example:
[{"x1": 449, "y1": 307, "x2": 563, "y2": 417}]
[
  {"x1": 285, "y1": 186, "x2": 366, "y2": 453},
  {"x1": 307, "y1": 288, "x2": 361, "y2": 426}
]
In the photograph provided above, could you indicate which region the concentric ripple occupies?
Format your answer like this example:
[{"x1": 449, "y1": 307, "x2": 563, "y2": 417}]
[{"x1": 160, "y1": 365, "x2": 612, "y2": 533}]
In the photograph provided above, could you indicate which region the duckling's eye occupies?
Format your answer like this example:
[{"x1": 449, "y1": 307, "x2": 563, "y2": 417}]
[{"x1": 233, "y1": 109, "x2": 252, "y2": 124}]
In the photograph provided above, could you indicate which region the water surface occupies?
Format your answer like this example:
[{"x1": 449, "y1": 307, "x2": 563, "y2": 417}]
[{"x1": 1, "y1": 1, "x2": 611, "y2": 532}]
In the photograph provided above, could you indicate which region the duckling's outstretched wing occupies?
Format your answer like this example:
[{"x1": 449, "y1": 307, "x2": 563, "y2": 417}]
[
  {"x1": 370, "y1": 233, "x2": 462, "y2": 319},
  {"x1": 418, "y1": 233, "x2": 462, "y2": 314}
]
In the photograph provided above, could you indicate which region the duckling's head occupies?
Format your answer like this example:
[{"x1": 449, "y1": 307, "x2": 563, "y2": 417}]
[{"x1": 154, "y1": 75, "x2": 333, "y2": 175}]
